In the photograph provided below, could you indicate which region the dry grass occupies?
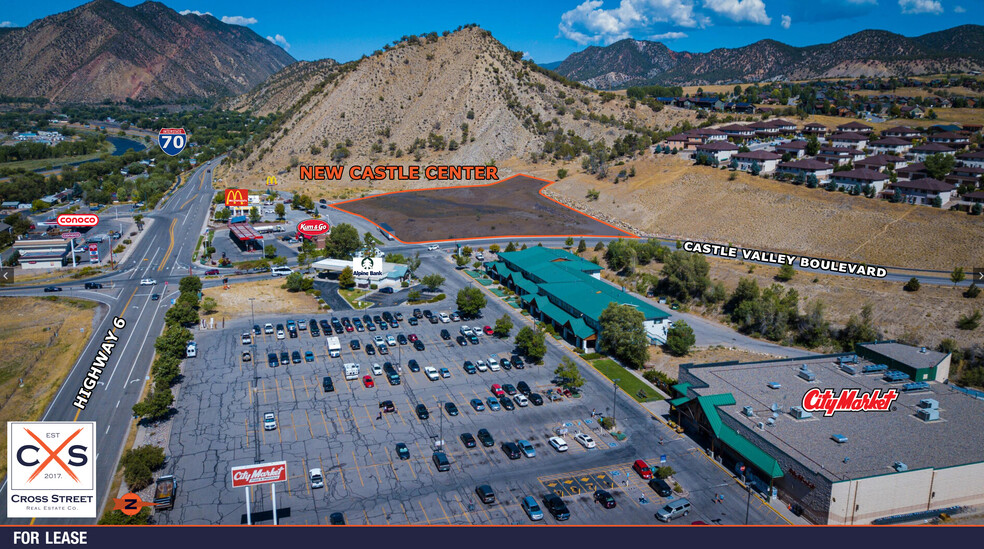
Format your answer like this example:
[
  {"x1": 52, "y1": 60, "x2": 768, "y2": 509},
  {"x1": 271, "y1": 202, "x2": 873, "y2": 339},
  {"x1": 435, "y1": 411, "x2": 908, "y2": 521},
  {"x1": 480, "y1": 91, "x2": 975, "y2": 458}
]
[
  {"x1": 682, "y1": 84, "x2": 741, "y2": 96},
  {"x1": 646, "y1": 346, "x2": 773, "y2": 380},
  {"x1": 0, "y1": 297, "x2": 98, "y2": 480},
  {"x1": 201, "y1": 278, "x2": 323, "y2": 319},
  {"x1": 547, "y1": 154, "x2": 984, "y2": 271},
  {"x1": 853, "y1": 87, "x2": 941, "y2": 98}
]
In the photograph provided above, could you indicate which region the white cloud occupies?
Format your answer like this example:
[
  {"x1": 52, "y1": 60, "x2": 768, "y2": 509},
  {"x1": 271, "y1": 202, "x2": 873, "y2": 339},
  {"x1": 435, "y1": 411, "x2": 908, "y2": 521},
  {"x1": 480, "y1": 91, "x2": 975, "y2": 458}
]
[
  {"x1": 558, "y1": 0, "x2": 702, "y2": 45},
  {"x1": 221, "y1": 15, "x2": 258, "y2": 26},
  {"x1": 0, "y1": 21, "x2": 13, "y2": 28},
  {"x1": 649, "y1": 31, "x2": 688, "y2": 39},
  {"x1": 781, "y1": 14, "x2": 791, "y2": 28},
  {"x1": 266, "y1": 34, "x2": 291, "y2": 50},
  {"x1": 898, "y1": 0, "x2": 943, "y2": 14},
  {"x1": 179, "y1": 9, "x2": 212, "y2": 16},
  {"x1": 954, "y1": 5, "x2": 966, "y2": 13},
  {"x1": 703, "y1": 0, "x2": 771, "y2": 25}
]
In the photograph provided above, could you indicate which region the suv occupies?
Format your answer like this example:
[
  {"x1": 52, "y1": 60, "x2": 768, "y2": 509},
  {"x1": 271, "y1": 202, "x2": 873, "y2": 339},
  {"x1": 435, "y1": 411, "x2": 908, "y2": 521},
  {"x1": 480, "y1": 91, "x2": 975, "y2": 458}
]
[
  {"x1": 477, "y1": 429, "x2": 494, "y2": 447},
  {"x1": 475, "y1": 485, "x2": 496, "y2": 504},
  {"x1": 460, "y1": 432, "x2": 477, "y2": 448},
  {"x1": 322, "y1": 376, "x2": 334, "y2": 392},
  {"x1": 501, "y1": 442, "x2": 521, "y2": 460},
  {"x1": 648, "y1": 478, "x2": 673, "y2": 497},
  {"x1": 543, "y1": 494, "x2": 570, "y2": 521},
  {"x1": 440, "y1": 329, "x2": 451, "y2": 340},
  {"x1": 655, "y1": 498, "x2": 691, "y2": 522},
  {"x1": 84, "y1": 282, "x2": 103, "y2": 289},
  {"x1": 432, "y1": 452, "x2": 451, "y2": 472}
]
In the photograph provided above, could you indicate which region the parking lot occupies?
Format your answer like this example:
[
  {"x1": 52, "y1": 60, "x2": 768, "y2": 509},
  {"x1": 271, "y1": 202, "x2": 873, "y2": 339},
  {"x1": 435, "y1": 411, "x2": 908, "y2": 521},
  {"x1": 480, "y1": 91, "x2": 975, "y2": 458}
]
[{"x1": 161, "y1": 296, "x2": 788, "y2": 525}]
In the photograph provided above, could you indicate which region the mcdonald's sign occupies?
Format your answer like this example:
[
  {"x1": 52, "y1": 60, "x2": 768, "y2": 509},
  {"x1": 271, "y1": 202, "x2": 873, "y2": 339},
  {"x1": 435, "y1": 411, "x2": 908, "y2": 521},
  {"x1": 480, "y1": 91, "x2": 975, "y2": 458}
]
[
  {"x1": 266, "y1": 175, "x2": 278, "y2": 186},
  {"x1": 225, "y1": 188, "x2": 249, "y2": 207}
]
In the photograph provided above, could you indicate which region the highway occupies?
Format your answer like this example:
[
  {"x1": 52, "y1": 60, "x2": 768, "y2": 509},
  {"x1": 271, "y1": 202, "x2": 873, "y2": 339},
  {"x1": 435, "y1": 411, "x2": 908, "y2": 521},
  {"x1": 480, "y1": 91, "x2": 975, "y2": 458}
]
[{"x1": 0, "y1": 158, "x2": 220, "y2": 524}]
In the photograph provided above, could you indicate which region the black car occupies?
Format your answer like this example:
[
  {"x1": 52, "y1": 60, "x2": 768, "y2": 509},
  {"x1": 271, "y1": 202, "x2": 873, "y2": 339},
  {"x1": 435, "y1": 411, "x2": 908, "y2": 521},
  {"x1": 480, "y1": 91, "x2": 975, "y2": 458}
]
[
  {"x1": 460, "y1": 432, "x2": 477, "y2": 448},
  {"x1": 477, "y1": 429, "x2": 494, "y2": 447},
  {"x1": 322, "y1": 376, "x2": 334, "y2": 392},
  {"x1": 517, "y1": 381, "x2": 531, "y2": 396},
  {"x1": 501, "y1": 442, "x2": 521, "y2": 460},
  {"x1": 502, "y1": 384, "x2": 518, "y2": 396},
  {"x1": 365, "y1": 343, "x2": 375, "y2": 355},
  {"x1": 288, "y1": 328, "x2": 298, "y2": 339},
  {"x1": 320, "y1": 319, "x2": 331, "y2": 332},
  {"x1": 311, "y1": 325, "x2": 320, "y2": 337},
  {"x1": 529, "y1": 393, "x2": 544, "y2": 406},
  {"x1": 407, "y1": 359, "x2": 420, "y2": 372},
  {"x1": 268, "y1": 353, "x2": 279, "y2": 368},
  {"x1": 84, "y1": 282, "x2": 103, "y2": 289},
  {"x1": 422, "y1": 310, "x2": 433, "y2": 319},
  {"x1": 279, "y1": 352, "x2": 290, "y2": 365},
  {"x1": 151, "y1": 293, "x2": 160, "y2": 301},
  {"x1": 413, "y1": 340, "x2": 425, "y2": 351},
  {"x1": 379, "y1": 400, "x2": 396, "y2": 413},
  {"x1": 594, "y1": 489, "x2": 617, "y2": 509},
  {"x1": 329, "y1": 512, "x2": 345, "y2": 525},
  {"x1": 415, "y1": 404, "x2": 429, "y2": 420},
  {"x1": 397, "y1": 334, "x2": 408, "y2": 345},
  {"x1": 413, "y1": 308, "x2": 423, "y2": 319},
  {"x1": 366, "y1": 321, "x2": 377, "y2": 332},
  {"x1": 291, "y1": 351, "x2": 302, "y2": 364},
  {"x1": 499, "y1": 396, "x2": 515, "y2": 411},
  {"x1": 407, "y1": 317, "x2": 418, "y2": 326},
  {"x1": 254, "y1": 324, "x2": 262, "y2": 335},
  {"x1": 500, "y1": 358, "x2": 511, "y2": 371},
  {"x1": 395, "y1": 442, "x2": 410, "y2": 460},
  {"x1": 456, "y1": 336, "x2": 468, "y2": 347},
  {"x1": 463, "y1": 361, "x2": 477, "y2": 375},
  {"x1": 512, "y1": 356, "x2": 525, "y2": 369},
  {"x1": 363, "y1": 314, "x2": 373, "y2": 324},
  {"x1": 428, "y1": 315, "x2": 439, "y2": 324},
  {"x1": 543, "y1": 494, "x2": 571, "y2": 521},
  {"x1": 333, "y1": 323, "x2": 344, "y2": 334},
  {"x1": 43, "y1": 286, "x2": 62, "y2": 292},
  {"x1": 444, "y1": 402, "x2": 459, "y2": 416},
  {"x1": 382, "y1": 312, "x2": 393, "y2": 322},
  {"x1": 350, "y1": 339, "x2": 361, "y2": 350},
  {"x1": 648, "y1": 478, "x2": 673, "y2": 497},
  {"x1": 353, "y1": 319, "x2": 364, "y2": 331},
  {"x1": 467, "y1": 334, "x2": 479, "y2": 344},
  {"x1": 440, "y1": 329, "x2": 451, "y2": 340}
]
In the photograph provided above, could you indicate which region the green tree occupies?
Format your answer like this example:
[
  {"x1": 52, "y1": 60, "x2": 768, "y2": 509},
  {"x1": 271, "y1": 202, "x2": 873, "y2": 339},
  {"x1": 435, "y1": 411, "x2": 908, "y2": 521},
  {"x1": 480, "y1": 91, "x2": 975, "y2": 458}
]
[
  {"x1": 421, "y1": 273, "x2": 445, "y2": 291},
  {"x1": 664, "y1": 320, "x2": 695, "y2": 356},
  {"x1": 489, "y1": 244, "x2": 501, "y2": 254},
  {"x1": 178, "y1": 275, "x2": 202, "y2": 295},
  {"x1": 155, "y1": 325, "x2": 193, "y2": 360},
  {"x1": 99, "y1": 507, "x2": 151, "y2": 525},
  {"x1": 133, "y1": 213, "x2": 144, "y2": 229},
  {"x1": 598, "y1": 303, "x2": 649, "y2": 369},
  {"x1": 838, "y1": 304, "x2": 879, "y2": 351},
  {"x1": 132, "y1": 387, "x2": 174, "y2": 422},
  {"x1": 951, "y1": 267, "x2": 966, "y2": 285},
  {"x1": 362, "y1": 231, "x2": 378, "y2": 258},
  {"x1": 605, "y1": 239, "x2": 637, "y2": 272},
  {"x1": 455, "y1": 254, "x2": 469, "y2": 268},
  {"x1": 965, "y1": 283, "x2": 981, "y2": 299},
  {"x1": 326, "y1": 223, "x2": 361, "y2": 259},
  {"x1": 461, "y1": 246, "x2": 473, "y2": 257},
  {"x1": 957, "y1": 310, "x2": 981, "y2": 330},
  {"x1": 32, "y1": 199, "x2": 48, "y2": 212},
  {"x1": 165, "y1": 303, "x2": 198, "y2": 326},
  {"x1": 904, "y1": 277, "x2": 921, "y2": 292},
  {"x1": 407, "y1": 252, "x2": 422, "y2": 277},
  {"x1": 264, "y1": 244, "x2": 277, "y2": 259},
  {"x1": 557, "y1": 168, "x2": 569, "y2": 179},
  {"x1": 407, "y1": 289, "x2": 422, "y2": 301},
  {"x1": 576, "y1": 239, "x2": 587, "y2": 254},
  {"x1": 338, "y1": 266, "x2": 355, "y2": 289},
  {"x1": 200, "y1": 297, "x2": 217, "y2": 314},
  {"x1": 505, "y1": 242, "x2": 517, "y2": 252},
  {"x1": 285, "y1": 272, "x2": 312, "y2": 292},
  {"x1": 553, "y1": 357, "x2": 585, "y2": 391},
  {"x1": 805, "y1": 134, "x2": 820, "y2": 156},
  {"x1": 924, "y1": 153, "x2": 955, "y2": 180},
  {"x1": 776, "y1": 263, "x2": 796, "y2": 282},
  {"x1": 594, "y1": 241, "x2": 605, "y2": 251},
  {"x1": 493, "y1": 314, "x2": 513, "y2": 338},
  {"x1": 274, "y1": 203, "x2": 286, "y2": 219},
  {"x1": 456, "y1": 287, "x2": 487, "y2": 318},
  {"x1": 514, "y1": 325, "x2": 546, "y2": 364},
  {"x1": 797, "y1": 300, "x2": 831, "y2": 348},
  {"x1": 565, "y1": 236, "x2": 574, "y2": 248},
  {"x1": 249, "y1": 206, "x2": 261, "y2": 223},
  {"x1": 659, "y1": 251, "x2": 711, "y2": 302}
]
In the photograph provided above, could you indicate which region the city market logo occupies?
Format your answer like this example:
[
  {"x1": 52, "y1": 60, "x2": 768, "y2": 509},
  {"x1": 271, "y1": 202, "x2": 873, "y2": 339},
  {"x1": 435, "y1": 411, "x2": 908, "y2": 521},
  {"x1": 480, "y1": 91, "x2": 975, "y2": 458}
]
[
  {"x1": 231, "y1": 461, "x2": 288, "y2": 488},
  {"x1": 296, "y1": 219, "x2": 330, "y2": 238},
  {"x1": 353, "y1": 256, "x2": 383, "y2": 278},
  {"x1": 6, "y1": 421, "x2": 97, "y2": 518},
  {"x1": 801, "y1": 388, "x2": 899, "y2": 417},
  {"x1": 224, "y1": 188, "x2": 249, "y2": 207}
]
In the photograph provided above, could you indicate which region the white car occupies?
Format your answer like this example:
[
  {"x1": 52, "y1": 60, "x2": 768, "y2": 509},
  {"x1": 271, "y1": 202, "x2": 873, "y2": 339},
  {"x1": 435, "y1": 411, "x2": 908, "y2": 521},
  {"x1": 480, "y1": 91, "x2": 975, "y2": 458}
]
[
  {"x1": 298, "y1": 320, "x2": 307, "y2": 331},
  {"x1": 427, "y1": 245, "x2": 440, "y2": 251},
  {"x1": 488, "y1": 356, "x2": 500, "y2": 371},
  {"x1": 475, "y1": 360, "x2": 488, "y2": 372},
  {"x1": 373, "y1": 335, "x2": 385, "y2": 346},
  {"x1": 574, "y1": 432, "x2": 596, "y2": 449},
  {"x1": 264, "y1": 323, "x2": 274, "y2": 334},
  {"x1": 140, "y1": 278, "x2": 156, "y2": 286},
  {"x1": 439, "y1": 312, "x2": 450, "y2": 323},
  {"x1": 241, "y1": 333, "x2": 251, "y2": 345},
  {"x1": 424, "y1": 367, "x2": 440, "y2": 381},
  {"x1": 514, "y1": 394, "x2": 529, "y2": 407},
  {"x1": 263, "y1": 412, "x2": 277, "y2": 431},
  {"x1": 371, "y1": 363, "x2": 384, "y2": 376},
  {"x1": 309, "y1": 468, "x2": 324, "y2": 489},
  {"x1": 548, "y1": 436, "x2": 569, "y2": 452},
  {"x1": 276, "y1": 329, "x2": 285, "y2": 340},
  {"x1": 386, "y1": 335, "x2": 397, "y2": 346}
]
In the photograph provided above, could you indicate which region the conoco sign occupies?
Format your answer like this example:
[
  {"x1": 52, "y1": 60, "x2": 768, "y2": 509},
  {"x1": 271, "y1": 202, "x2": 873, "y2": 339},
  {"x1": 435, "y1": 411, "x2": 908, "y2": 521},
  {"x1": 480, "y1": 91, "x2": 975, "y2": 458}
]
[
  {"x1": 296, "y1": 219, "x2": 330, "y2": 238},
  {"x1": 230, "y1": 461, "x2": 288, "y2": 488}
]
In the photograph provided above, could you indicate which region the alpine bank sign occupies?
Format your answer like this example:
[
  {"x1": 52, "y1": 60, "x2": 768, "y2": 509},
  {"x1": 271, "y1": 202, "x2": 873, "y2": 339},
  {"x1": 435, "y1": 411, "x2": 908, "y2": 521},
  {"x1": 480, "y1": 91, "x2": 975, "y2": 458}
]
[{"x1": 230, "y1": 461, "x2": 288, "y2": 488}]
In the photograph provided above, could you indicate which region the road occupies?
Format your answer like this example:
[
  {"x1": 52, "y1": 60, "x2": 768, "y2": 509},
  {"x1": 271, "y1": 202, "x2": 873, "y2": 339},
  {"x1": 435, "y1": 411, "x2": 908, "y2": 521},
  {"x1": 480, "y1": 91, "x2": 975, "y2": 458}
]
[{"x1": 0, "y1": 158, "x2": 220, "y2": 524}]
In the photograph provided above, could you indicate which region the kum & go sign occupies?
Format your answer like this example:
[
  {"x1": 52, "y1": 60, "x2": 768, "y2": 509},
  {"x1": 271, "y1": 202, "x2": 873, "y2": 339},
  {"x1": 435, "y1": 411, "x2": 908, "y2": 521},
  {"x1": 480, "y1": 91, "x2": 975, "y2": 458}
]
[{"x1": 231, "y1": 461, "x2": 287, "y2": 488}]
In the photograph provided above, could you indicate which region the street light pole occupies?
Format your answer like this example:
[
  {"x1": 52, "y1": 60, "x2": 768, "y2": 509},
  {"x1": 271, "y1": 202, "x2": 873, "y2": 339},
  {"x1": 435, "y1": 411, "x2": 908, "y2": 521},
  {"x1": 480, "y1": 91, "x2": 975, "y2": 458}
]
[
  {"x1": 742, "y1": 470, "x2": 751, "y2": 525},
  {"x1": 612, "y1": 378, "x2": 620, "y2": 428}
]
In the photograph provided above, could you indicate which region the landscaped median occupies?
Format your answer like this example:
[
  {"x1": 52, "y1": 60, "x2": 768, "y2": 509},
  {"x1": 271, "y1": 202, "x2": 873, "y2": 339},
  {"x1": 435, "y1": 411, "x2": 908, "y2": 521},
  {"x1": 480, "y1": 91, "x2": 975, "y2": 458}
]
[
  {"x1": 589, "y1": 357, "x2": 663, "y2": 403},
  {"x1": 339, "y1": 287, "x2": 372, "y2": 309}
]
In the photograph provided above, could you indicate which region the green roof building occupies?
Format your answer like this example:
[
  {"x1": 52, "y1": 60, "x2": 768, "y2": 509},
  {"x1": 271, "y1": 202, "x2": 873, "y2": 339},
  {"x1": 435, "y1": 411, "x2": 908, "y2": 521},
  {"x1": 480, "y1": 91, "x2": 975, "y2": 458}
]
[{"x1": 487, "y1": 247, "x2": 670, "y2": 350}]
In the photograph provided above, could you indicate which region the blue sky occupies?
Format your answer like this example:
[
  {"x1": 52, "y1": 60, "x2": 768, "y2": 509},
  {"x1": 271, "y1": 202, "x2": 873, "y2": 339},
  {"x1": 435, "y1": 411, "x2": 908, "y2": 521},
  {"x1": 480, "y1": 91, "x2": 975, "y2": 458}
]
[{"x1": 1, "y1": 1, "x2": 980, "y2": 63}]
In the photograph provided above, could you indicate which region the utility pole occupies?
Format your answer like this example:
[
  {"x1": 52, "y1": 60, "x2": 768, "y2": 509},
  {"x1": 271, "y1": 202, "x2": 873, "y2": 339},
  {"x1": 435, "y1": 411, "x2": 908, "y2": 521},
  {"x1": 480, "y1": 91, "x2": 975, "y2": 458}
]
[
  {"x1": 612, "y1": 378, "x2": 620, "y2": 428},
  {"x1": 742, "y1": 466, "x2": 751, "y2": 525}
]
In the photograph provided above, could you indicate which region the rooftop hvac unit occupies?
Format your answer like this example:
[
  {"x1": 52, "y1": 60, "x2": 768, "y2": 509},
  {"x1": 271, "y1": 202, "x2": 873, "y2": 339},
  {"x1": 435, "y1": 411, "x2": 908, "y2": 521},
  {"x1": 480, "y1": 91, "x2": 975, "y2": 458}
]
[
  {"x1": 893, "y1": 461, "x2": 908, "y2": 472},
  {"x1": 757, "y1": 422, "x2": 765, "y2": 430},
  {"x1": 840, "y1": 364, "x2": 857, "y2": 375},
  {"x1": 743, "y1": 406, "x2": 755, "y2": 417},
  {"x1": 838, "y1": 355, "x2": 858, "y2": 365},
  {"x1": 767, "y1": 382, "x2": 782, "y2": 390},
  {"x1": 798, "y1": 364, "x2": 816, "y2": 382},
  {"x1": 902, "y1": 381, "x2": 930, "y2": 392},
  {"x1": 917, "y1": 408, "x2": 940, "y2": 422},
  {"x1": 918, "y1": 399, "x2": 939, "y2": 410},
  {"x1": 766, "y1": 417, "x2": 776, "y2": 426},
  {"x1": 831, "y1": 434, "x2": 848, "y2": 444},
  {"x1": 790, "y1": 406, "x2": 813, "y2": 419},
  {"x1": 862, "y1": 363, "x2": 888, "y2": 374},
  {"x1": 770, "y1": 403, "x2": 780, "y2": 413},
  {"x1": 884, "y1": 370, "x2": 911, "y2": 382}
]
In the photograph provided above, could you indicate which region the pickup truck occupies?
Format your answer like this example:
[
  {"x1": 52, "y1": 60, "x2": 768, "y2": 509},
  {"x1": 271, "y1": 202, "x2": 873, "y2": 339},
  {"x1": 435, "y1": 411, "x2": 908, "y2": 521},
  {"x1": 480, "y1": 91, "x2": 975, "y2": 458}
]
[{"x1": 154, "y1": 475, "x2": 177, "y2": 510}]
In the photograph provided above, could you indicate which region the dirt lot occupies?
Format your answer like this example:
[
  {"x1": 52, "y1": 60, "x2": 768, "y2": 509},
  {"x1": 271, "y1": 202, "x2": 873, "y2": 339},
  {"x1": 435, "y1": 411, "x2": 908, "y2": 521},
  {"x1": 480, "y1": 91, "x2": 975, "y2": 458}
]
[
  {"x1": 547, "y1": 154, "x2": 984, "y2": 271},
  {"x1": 201, "y1": 278, "x2": 324, "y2": 319},
  {"x1": 332, "y1": 174, "x2": 634, "y2": 243},
  {"x1": 646, "y1": 346, "x2": 775, "y2": 380},
  {"x1": 0, "y1": 297, "x2": 99, "y2": 480}
]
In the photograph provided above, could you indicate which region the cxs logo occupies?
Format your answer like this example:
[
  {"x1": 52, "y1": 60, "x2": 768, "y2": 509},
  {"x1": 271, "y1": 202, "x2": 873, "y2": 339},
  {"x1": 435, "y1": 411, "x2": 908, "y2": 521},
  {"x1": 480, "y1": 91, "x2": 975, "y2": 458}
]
[{"x1": 8, "y1": 422, "x2": 95, "y2": 491}]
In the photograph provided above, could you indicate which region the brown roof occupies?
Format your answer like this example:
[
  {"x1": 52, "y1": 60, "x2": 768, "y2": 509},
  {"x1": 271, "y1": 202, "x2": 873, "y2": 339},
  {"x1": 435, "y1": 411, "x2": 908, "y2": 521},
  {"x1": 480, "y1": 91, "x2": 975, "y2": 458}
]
[
  {"x1": 953, "y1": 166, "x2": 984, "y2": 175},
  {"x1": 897, "y1": 162, "x2": 926, "y2": 174},
  {"x1": 778, "y1": 159, "x2": 832, "y2": 171},
  {"x1": 776, "y1": 140, "x2": 807, "y2": 150},
  {"x1": 890, "y1": 178, "x2": 954, "y2": 192},
  {"x1": 696, "y1": 141, "x2": 739, "y2": 151},
  {"x1": 929, "y1": 131, "x2": 968, "y2": 139},
  {"x1": 869, "y1": 137, "x2": 911, "y2": 146},
  {"x1": 962, "y1": 191, "x2": 984, "y2": 200},
  {"x1": 832, "y1": 168, "x2": 889, "y2": 182},
  {"x1": 883, "y1": 126, "x2": 919, "y2": 134},
  {"x1": 770, "y1": 119, "x2": 797, "y2": 127},
  {"x1": 837, "y1": 121, "x2": 874, "y2": 131},
  {"x1": 718, "y1": 124, "x2": 754, "y2": 132},
  {"x1": 912, "y1": 142, "x2": 955, "y2": 153},
  {"x1": 735, "y1": 150, "x2": 782, "y2": 161},
  {"x1": 829, "y1": 132, "x2": 867, "y2": 141},
  {"x1": 958, "y1": 150, "x2": 984, "y2": 160},
  {"x1": 804, "y1": 122, "x2": 828, "y2": 129}
]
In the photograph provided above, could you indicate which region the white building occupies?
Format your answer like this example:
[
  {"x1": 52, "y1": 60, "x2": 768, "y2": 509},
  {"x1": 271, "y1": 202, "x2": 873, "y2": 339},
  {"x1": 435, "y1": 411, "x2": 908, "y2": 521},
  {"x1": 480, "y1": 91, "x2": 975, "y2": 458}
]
[{"x1": 733, "y1": 151, "x2": 782, "y2": 174}]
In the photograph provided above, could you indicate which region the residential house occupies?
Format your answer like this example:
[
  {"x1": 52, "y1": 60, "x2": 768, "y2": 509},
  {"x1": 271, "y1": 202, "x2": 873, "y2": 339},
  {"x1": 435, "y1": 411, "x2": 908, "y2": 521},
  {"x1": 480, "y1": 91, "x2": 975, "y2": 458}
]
[
  {"x1": 897, "y1": 162, "x2": 928, "y2": 181},
  {"x1": 837, "y1": 121, "x2": 874, "y2": 134},
  {"x1": 775, "y1": 140, "x2": 808, "y2": 158},
  {"x1": 946, "y1": 165, "x2": 984, "y2": 189},
  {"x1": 733, "y1": 150, "x2": 782, "y2": 173},
  {"x1": 777, "y1": 158, "x2": 834, "y2": 181},
  {"x1": 725, "y1": 102, "x2": 755, "y2": 114},
  {"x1": 867, "y1": 137, "x2": 912, "y2": 155},
  {"x1": 695, "y1": 141, "x2": 739, "y2": 163},
  {"x1": 899, "y1": 105, "x2": 925, "y2": 118},
  {"x1": 818, "y1": 146, "x2": 866, "y2": 166},
  {"x1": 927, "y1": 131, "x2": 970, "y2": 147},
  {"x1": 961, "y1": 190, "x2": 984, "y2": 204},
  {"x1": 828, "y1": 132, "x2": 868, "y2": 150},
  {"x1": 665, "y1": 133, "x2": 695, "y2": 151},
  {"x1": 802, "y1": 122, "x2": 829, "y2": 137},
  {"x1": 747, "y1": 120, "x2": 781, "y2": 138},
  {"x1": 856, "y1": 154, "x2": 908, "y2": 172},
  {"x1": 718, "y1": 124, "x2": 756, "y2": 140},
  {"x1": 956, "y1": 150, "x2": 984, "y2": 169},
  {"x1": 882, "y1": 126, "x2": 922, "y2": 140},
  {"x1": 887, "y1": 178, "x2": 956, "y2": 205},
  {"x1": 770, "y1": 119, "x2": 798, "y2": 133},
  {"x1": 692, "y1": 128, "x2": 728, "y2": 143},
  {"x1": 910, "y1": 142, "x2": 956, "y2": 161},
  {"x1": 831, "y1": 168, "x2": 890, "y2": 193},
  {"x1": 0, "y1": 222, "x2": 11, "y2": 235}
]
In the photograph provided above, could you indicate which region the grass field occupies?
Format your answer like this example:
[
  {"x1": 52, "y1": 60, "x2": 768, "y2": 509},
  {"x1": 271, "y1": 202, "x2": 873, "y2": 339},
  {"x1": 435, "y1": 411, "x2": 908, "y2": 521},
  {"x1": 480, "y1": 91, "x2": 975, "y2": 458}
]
[
  {"x1": 0, "y1": 140, "x2": 115, "y2": 171},
  {"x1": 338, "y1": 288, "x2": 372, "y2": 309},
  {"x1": 201, "y1": 278, "x2": 323, "y2": 318},
  {"x1": 0, "y1": 297, "x2": 98, "y2": 480},
  {"x1": 590, "y1": 358, "x2": 663, "y2": 402}
]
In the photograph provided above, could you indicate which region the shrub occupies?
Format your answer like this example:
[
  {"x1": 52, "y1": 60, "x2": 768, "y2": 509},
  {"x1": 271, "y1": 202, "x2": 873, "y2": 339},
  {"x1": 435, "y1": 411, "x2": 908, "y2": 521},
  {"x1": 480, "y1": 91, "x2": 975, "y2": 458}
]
[
  {"x1": 964, "y1": 283, "x2": 980, "y2": 299},
  {"x1": 600, "y1": 417, "x2": 616, "y2": 430},
  {"x1": 655, "y1": 466, "x2": 676, "y2": 480},
  {"x1": 957, "y1": 310, "x2": 981, "y2": 331},
  {"x1": 903, "y1": 277, "x2": 921, "y2": 292}
]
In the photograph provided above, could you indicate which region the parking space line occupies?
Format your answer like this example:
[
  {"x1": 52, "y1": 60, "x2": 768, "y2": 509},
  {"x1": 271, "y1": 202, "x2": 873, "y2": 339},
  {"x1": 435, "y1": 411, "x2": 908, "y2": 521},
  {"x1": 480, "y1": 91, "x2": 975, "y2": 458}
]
[
  {"x1": 436, "y1": 498, "x2": 452, "y2": 524},
  {"x1": 291, "y1": 412, "x2": 299, "y2": 442},
  {"x1": 275, "y1": 378, "x2": 282, "y2": 402},
  {"x1": 245, "y1": 418, "x2": 249, "y2": 448},
  {"x1": 248, "y1": 383, "x2": 252, "y2": 406},
  {"x1": 363, "y1": 509, "x2": 369, "y2": 525},
  {"x1": 319, "y1": 410, "x2": 330, "y2": 437},
  {"x1": 334, "y1": 409, "x2": 346, "y2": 435},
  {"x1": 334, "y1": 453, "x2": 347, "y2": 489},
  {"x1": 302, "y1": 457, "x2": 310, "y2": 496},
  {"x1": 452, "y1": 494, "x2": 474, "y2": 524},
  {"x1": 361, "y1": 404, "x2": 377, "y2": 431},
  {"x1": 381, "y1": 407, "x2": 392, "y2": 429},
  {"x1": 417, "y1": 500, "x2": 431, "y2": 524},
  {"x1": 305, "y1": 410, "x2": 314, "y2": 438},
  {"x1": 261, "y1": 379, "x2": 267, "y2": 404},
  {"x1": 390, "y1": 461, "x2": 400, "y2": 482},
  {"x1": 277, "y1": 421, "x2": 283, "y2": 444},
  {"x1": 399, "y1": 502, "x2": 411, "y2": 524},
  {"x1": 352, "y1": 451, "x2": 365, "y2": 487}
]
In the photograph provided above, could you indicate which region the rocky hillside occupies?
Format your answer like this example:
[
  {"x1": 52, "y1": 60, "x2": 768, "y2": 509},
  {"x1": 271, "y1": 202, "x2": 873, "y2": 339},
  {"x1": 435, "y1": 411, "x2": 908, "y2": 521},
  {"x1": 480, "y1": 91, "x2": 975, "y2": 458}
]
[
  {"x1": 221, "y1": 27, "x2": 694, "y2": 190},
  {"x1": 223, "y1": 59, "x2": 339, "y2": 116},
  {"x1": 554, "y1": 25, "x2": 984, "y2": 88},
  {"x1": 0, "y1": 0, "x2": 295, "y2": 103}
]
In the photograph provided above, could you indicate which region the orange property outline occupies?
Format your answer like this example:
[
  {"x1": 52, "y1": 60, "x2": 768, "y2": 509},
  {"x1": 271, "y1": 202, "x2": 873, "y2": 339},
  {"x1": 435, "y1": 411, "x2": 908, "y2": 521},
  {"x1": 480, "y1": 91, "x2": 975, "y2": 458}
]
[{"x1": 328, "y1": 173, "x2": 637, "y2": 245}]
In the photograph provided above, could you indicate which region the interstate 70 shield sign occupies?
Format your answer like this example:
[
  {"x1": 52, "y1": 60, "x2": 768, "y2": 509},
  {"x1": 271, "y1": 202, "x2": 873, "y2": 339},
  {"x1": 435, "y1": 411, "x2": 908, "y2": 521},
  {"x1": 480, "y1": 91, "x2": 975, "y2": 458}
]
[{"x1": 158, "y1": 128, "x2": 187, "y2": 156}]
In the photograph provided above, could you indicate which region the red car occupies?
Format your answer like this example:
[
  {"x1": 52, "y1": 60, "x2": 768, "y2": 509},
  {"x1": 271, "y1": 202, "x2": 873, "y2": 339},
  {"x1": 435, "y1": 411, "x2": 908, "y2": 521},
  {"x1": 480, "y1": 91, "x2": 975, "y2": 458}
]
[
  {"x1": 205, "y1": 269, "x2": 220, "y2": 275},
  {"x1": 408, "y1": 334, "x2": 419, "y2": 342},
  {"x1": 491, "y1": 384, "x2": 505, "y2": 397},
  {"x1": 483, "y1": 326, "x2": 494, "y2": 336},
  {"x1": 633, "y1": 459, "x2": 653, "y2": 480},
  {"x1": 363, "y1": 375, "x2": 375, "y2": 388},
  {"x1": 345, "y1": 324, "x2": 354, "y2": 332}
]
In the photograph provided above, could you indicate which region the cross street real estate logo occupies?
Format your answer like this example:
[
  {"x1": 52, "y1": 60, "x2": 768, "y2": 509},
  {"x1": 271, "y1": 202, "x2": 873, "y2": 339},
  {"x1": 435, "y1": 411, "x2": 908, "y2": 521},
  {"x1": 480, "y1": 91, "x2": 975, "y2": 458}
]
[{"x1": 7, "y1": 422, "x2": 97, "y2": 518}]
